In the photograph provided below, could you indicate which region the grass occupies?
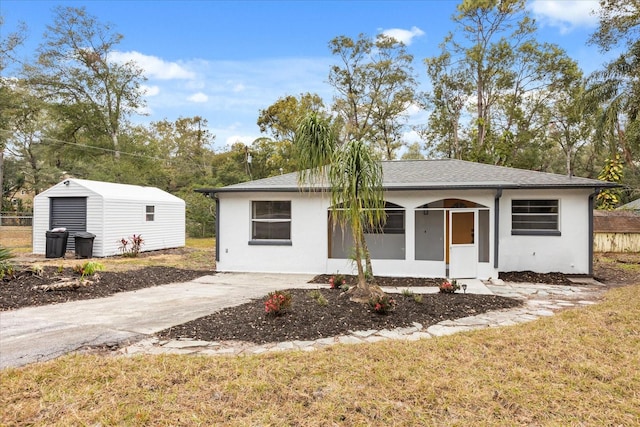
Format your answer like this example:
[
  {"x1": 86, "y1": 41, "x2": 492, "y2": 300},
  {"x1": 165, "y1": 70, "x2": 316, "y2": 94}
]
[
  {"x1": 0, "y1": 226, "x2": 215, "y2": 271},
  {"x1": 0, "y1": 226, "x2": 32, "y2": 253},
  {"x1": 2, "y1": 283, "x2": 639, "y2": 425}
]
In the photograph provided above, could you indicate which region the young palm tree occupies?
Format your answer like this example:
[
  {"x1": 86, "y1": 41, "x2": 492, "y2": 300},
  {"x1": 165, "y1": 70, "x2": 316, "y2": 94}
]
[{"x1": 295, "y1": 114, "x2": 386, "y2": 302}]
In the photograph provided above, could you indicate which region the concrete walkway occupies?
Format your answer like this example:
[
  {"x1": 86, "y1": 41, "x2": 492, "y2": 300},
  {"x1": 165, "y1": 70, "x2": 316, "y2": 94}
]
[{"x1": 0, "y1": 274, "x2": 608, "y2": 369}]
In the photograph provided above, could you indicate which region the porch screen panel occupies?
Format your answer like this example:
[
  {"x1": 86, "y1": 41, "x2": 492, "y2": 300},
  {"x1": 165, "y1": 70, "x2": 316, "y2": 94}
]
[
  {"x1": 415, "y1": 209, "x2": 444, "y2": 261},
  {"x1": 478, "y1": 209, "x2": 490, "y2": 262}
]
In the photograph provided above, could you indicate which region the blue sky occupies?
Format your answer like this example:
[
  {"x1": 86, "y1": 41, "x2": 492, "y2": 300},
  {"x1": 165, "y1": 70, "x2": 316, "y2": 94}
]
[{"x1": 2, "y1": 0, "x2": 611, "y2": 151}]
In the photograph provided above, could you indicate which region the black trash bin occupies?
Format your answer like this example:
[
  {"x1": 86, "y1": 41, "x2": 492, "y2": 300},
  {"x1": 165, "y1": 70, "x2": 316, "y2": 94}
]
[
  {"x1": 45, "y1": 230, "x2": 69, "y2": 258},
  {"x1": 74, "y1": 232, "x2": 96, "y2": 258}
]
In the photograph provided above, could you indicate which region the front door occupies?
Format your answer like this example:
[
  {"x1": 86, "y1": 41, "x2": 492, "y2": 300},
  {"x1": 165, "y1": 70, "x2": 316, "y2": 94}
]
[{"x1": 449, "y1": 210, "x2": 477, "y2": 278}]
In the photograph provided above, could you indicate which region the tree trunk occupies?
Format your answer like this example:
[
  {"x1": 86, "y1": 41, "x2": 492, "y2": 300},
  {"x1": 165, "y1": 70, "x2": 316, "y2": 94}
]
[
  {"x1": 112, "y1": 132, "x2": 120, "y2": 159},
  {"x1": 346, "y1": 224, "x2": 385, "y2": 303}
]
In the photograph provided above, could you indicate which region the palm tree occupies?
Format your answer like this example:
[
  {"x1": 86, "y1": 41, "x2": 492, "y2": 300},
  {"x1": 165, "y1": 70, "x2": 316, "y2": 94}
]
[{"x1": 295, "y1": 113, "x2": 386, "y2": 302}]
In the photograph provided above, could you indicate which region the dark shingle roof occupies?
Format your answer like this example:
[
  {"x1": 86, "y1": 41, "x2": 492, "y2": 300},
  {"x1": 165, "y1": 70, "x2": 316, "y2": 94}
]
[
  {"x1": 198, "y1": 159, "x2": 616, "y2": 194},
  {"x1": 594, "y1": 210, "x2": 640, "y2": 233}
]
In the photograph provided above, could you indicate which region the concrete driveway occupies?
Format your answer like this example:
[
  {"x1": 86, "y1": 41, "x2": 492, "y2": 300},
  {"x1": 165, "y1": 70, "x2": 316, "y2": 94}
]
[{"x1": 0, "y1": 273, "x2": 316, "y2": 369}]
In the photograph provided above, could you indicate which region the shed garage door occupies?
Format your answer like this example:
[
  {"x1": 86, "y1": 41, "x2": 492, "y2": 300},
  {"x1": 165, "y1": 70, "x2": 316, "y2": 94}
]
[{"x1": 50, "y1": 197, "x2": 87, "y2": 252}]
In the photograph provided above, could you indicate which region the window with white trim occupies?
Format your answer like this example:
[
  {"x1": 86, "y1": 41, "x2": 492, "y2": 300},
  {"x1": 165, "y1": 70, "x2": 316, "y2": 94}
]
[
  {"x1": 511, "y1": 199, "x2": 559, "y2": 235},
  {"x1": 250, "y1": 201, "x2": 291, "y2": 244},
  {"x1": 145, "y1": 205, "x2": 155, "y2": 221}
]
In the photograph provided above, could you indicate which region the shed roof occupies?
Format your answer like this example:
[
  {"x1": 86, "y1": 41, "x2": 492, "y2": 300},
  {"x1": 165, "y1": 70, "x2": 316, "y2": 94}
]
[
  {"x1": 198, "y1": 159, "x2": 616, "y2": 195},
  {"x1": 594, "y1": 210, "x2": 640, "y2": 233},
  {"x1": 617, "y1": 198, "x2": 640, "y2": 211},
  {"x1": 44, "y1": 179, "x2": 184, "y2": 204}
]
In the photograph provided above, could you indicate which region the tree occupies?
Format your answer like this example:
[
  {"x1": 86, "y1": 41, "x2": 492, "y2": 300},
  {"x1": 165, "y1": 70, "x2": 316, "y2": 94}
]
[
  {"x1": 24, "y1": 6, "x2": 146, "y2": 159},
  {"x1": 295, "y1": 113, "x2": 386, "y2": 302},
  {"x1": 258, "y1": 93, "x2": 327, "y2": 143},
  {"x1": 424, "y1": 0, "x2": 581, "y2": 169},
  {"x1": 423, "y1": 50, "x2": 472, "y2": 159},
  {"x1": 589, "y1": 0, "x2": 640, "y2": 52},
  {"x1": 597, "y1": 154, "x2": 624, "y2": 210},
  {"x1": 0, "y1": 15, "x2": 28, "y2": 211},
  {"x1": 148, "y1": 117, "x2": 217, "y2": 190},
  {"x1": 328, "y1": 34, "x2": 416, "y2": 160},
  {"x1": 588, "y1": 0, "x2": 640, "y2": 202},
  {"x1": 2, "y1": 81, "x2": 60, "y2": 195}
]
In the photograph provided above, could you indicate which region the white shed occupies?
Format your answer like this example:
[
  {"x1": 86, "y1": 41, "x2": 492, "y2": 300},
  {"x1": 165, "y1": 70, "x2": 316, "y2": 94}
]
[{"x1": 33, "y1": 179, "x2": 185, "y2": 257}]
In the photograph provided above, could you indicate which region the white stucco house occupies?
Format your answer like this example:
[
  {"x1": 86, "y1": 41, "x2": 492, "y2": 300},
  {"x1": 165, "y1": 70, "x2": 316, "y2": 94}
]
[
  {"x1": 197, "y1": 159, "x2": 615, "y2": 279},
  {"x1": 33, "y1": 179, "x2": 185, "y2": 257}
]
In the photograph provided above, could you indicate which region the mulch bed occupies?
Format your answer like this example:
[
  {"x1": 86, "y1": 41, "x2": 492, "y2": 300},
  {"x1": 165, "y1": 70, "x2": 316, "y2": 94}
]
[
  {"x1": 3, "y1": 259, "x2": 632, "y2": 347},
  {"x1": 157, "y1": 288, "x2": 523, "y2": 345},
  {"x1": 0, "y1": 266, "x2": 214, "y2": 311},
  {"x1": 309, "y1": 274, "x2": 444, "y2": 287}
]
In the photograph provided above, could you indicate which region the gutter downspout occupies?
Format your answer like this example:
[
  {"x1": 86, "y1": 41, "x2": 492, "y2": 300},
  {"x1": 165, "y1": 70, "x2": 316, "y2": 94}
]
[
  {"x1": 214, "y1": 193, "x2": 220, "y2": 265},
  {"x1": 494, "y1": 188, "x2": 502, "y2": 270},
  {"x1": 588, "y1": 189, "x2": 600, "y2": 276}
]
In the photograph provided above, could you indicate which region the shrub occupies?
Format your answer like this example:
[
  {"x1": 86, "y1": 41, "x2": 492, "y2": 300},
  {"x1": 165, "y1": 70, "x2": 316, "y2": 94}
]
[
  {"x1": 31, "y1": 264, "x2": 44, "y2": 277},
  {"x1": 118, "y1": 234, "x2": 144, "y2": 257},
  {"x1": 369, "y1": 294, "x2": 396, "y2": 314},
  {"x1": 308, "y1": 289, "x2": 328, "y2": 306},
  {"x1": 73, "y1": 261, "x2": 105, "y2": 277},
  {"x1": 0, "y1": 246, "x2": 15, "y2": 280},
  {"x1": 439, "y1": 279, "x2": 460, "y2": 294},
  {"x1": 264, "y1": 290, "x2": 292, "y2": 316},
  {"x1": 413, "y1": 293, "x2": 423, "y2": 303},
  {"x1": 329, "y1": 274, "x2": 347, "y2": 290}
]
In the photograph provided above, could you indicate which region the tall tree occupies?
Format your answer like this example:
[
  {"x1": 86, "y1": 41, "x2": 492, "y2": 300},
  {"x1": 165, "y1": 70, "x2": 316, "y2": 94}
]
[
  {"x1": 148, "y1": 117, "x2": 216, "y2": 190},
  {"x1": 3, "y1": 81, "x2": 60, "y2": 195},
  {"x1": 424, "y1": 0, "x2": 581, "y2": 168},
  {"x1": 588, "y1": 0, "x2": 640, "y2": 201},
  {"x1": 24, "y1": 6, "x2": 145, "y2": 159},
  {"x1": 328, "y1": 34, "x2": 416, "y2": 160},
  {"x1": 295, "y1": 113, "x2": 386, "y2": 302},
  {"x1": 0, "y1": 15, "x2": 28, "y2": 211}
]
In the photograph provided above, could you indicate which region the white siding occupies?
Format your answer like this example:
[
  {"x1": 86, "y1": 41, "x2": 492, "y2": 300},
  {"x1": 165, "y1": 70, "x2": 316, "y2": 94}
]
[
  {"x1": 33, "y1": 179, "x2": 185, "y2": 257},
  {"x1": 499, "y1": 189, "x2": 592, "y2": 274}
]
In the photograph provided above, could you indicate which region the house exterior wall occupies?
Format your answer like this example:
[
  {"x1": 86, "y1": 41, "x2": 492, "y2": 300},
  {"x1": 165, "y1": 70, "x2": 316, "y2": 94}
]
[
  {"x1": 33, "y1": 180, "x2": 185, "y2": 257},
  {"x1": 217, "y1": 189, "x2": 500, "y2": 278},
  {"x1": 216, "y1": 192, "x2": 330, "y2": 274},
  {"x1": 498, "y1": 188, "x2": 592, "y2": 274}
]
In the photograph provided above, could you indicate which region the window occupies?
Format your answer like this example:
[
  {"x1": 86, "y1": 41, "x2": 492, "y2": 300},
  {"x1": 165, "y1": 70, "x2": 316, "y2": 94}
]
[
  {"x1": 145, "y1": 205, "x2": 155, "y2": 221},
  {"x1": 511, "y1": 199, "x2": 559, "y2": 235},
  {"x1": 250, "y1": 201, "x2": 291, "y2": 244}
]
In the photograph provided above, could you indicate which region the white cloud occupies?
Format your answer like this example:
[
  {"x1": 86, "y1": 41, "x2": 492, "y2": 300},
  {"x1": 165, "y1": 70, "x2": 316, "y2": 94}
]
[
  {"x1": 232, "y1": 83, "x2": 246, "y2": 93},
  {"x1": 529, "y1": 0, "x2": 599, "y2": 33},
  {"x1": 141, "y1": 84, "x2": 160, "y2": 96},
  {"x1": 381, "y1": 26, "x2": 425, "y2": 45},
  {"x1": 109, "y1": 51, "x2": 196, "y2": 80},
  {"x1": 187, "y1": 92, "x2": 208, "y2": 103}
]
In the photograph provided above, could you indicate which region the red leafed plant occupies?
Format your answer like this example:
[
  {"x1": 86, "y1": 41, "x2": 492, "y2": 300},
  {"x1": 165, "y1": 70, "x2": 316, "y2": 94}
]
[
  {"x1": 264, "y1": 290, "x2": 292, "y2": 316},
  {"x1": 439, "y1": 279, "x2": 460, "y2": 294}
]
